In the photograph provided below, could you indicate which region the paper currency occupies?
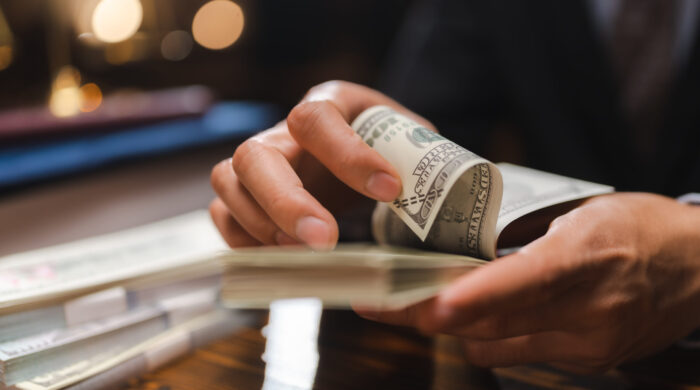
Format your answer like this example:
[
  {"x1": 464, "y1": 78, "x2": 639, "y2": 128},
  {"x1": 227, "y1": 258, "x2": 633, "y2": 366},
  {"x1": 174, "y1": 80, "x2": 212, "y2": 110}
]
[
  {"x1": 0, "y1": 286, "x2": 220, "y2": 388},
  {"x1": 220, "y1": 107, "x2": 614, "y2": 309},
  {"x1": 0, "y1": 210, "x2": 226, "y2": 314},
  {"x1": 17, "y1": 310, "x2": 250, "y2": 390},
  {"x1": 353, "y1": 106, "x2": 614, "y2": 259},
  {"x1": 0, "y1": 308, "x2": 166, "y2": 387},
  {"x1": 0, "y1": 273, "x2": 221, "y2": 344},
  {"x1": 0, "y1": 212, "x2": 235, "y2": 389},
  {"x1": 220, "y1": 244, "x2": 486, "y2": 309},
  {"x1": 351, "y1": 106, "x2": 503, "y2": 259},
  {"x1": 494, "y1": 163, "x2": 614, "y2": 235}
]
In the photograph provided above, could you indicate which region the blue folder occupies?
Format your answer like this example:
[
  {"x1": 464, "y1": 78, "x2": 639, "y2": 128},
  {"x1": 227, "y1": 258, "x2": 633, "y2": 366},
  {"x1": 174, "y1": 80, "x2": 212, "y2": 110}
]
[{"x1": 0, "y1": 102, "x2": 281, "y2": 189}]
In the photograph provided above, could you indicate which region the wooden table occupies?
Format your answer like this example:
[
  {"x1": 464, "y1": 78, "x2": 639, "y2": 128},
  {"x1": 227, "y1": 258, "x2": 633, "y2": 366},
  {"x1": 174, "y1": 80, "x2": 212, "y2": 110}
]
[
  {"x1": 2, "y1": 145, "x2": 699, "y2": 390},
  {"x1": 123, "y1": 308, "x2": 700, "y2": 390}
]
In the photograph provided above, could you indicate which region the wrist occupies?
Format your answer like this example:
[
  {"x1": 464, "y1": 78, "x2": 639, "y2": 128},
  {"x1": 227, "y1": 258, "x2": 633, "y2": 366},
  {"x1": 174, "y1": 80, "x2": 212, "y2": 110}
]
[{"x1": 676, "y1": 196, "x2": 700, "y2": 329}]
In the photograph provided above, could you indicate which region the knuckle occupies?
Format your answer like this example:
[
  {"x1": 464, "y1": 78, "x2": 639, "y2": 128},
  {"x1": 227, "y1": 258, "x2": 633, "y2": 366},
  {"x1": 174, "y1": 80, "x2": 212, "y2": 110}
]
[
  {"x1": 232, "y1": 139, "x2": 263, "y2": 175},
  {"x1": 208, "y1": 198, "x2": 221, "y2": 217},
  {"x1": 307, "y1": 80, "x2": 347, "y2": 95},
  {"x1": 548, "y1": 214, "x2": 568, "y2": 230},
  {"x1": 287, "y1": 100, "x2": 331, "y2": 140},
  {"x1": 600, "y1": 246, "x2": 638, "y2": 267},
  {"x1": 266, "y1": 187, "x2": 299, "y2": 215},
  {"x1": 590, "y1": 296, "x2": 633, "y2": 330},
  {"x1": 210, "y1": 160, "x2": 230, "y2": 194},
  {"x1": 335, "y1": 148, "x2": 363, "y2": 171}
]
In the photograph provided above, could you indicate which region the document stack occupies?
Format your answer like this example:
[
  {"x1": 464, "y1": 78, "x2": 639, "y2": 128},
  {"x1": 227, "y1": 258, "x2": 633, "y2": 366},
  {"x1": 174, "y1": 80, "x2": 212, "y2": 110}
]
[{"x1": 0, "y1": 211, "x2": 247, "y2": 390}]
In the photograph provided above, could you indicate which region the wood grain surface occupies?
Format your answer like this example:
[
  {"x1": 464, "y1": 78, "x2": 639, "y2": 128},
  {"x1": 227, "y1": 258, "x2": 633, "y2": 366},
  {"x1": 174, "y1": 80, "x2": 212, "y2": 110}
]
[{"x1": 124, "y1": 310, "x2": 700, "y2": 390}]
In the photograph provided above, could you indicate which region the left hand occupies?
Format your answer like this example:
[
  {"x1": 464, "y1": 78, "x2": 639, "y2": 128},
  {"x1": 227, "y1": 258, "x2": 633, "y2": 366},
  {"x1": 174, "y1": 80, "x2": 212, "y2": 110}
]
[{"x1": 355, "y1": 193, "x2": 700, "y2": 373}]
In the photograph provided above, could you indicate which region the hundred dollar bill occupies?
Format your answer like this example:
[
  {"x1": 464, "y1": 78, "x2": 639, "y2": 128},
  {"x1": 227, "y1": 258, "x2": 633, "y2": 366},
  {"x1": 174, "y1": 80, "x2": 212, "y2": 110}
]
[
  {"x1": 494, "y1": 163, "x2": 614, "y2": 234},
  {"x1": 351, "y1": 106, "x2": 503, "y2": 259},
  {"x1": 369, "y1": 160, "x2": 614, "y2": 259}
]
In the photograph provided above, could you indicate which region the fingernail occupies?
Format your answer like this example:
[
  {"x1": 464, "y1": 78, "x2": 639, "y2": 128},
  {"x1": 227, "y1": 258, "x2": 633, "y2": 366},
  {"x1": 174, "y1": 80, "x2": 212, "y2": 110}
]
[
  {"x1": 295, "y1": 216, "x2": 332, "y2": 250},
  {"x1": 275, "y1": 231, "x2": 298, "y2": 246},
  {"x1": 355, "y1": 309, "x2": 378, "y2": 320},
  {"x1": 366, "y1": 172, "x2": 401, "y2": 201}
]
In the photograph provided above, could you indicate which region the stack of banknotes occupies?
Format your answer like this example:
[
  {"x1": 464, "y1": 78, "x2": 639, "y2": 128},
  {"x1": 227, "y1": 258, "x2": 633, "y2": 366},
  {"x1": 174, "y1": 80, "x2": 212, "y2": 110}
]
[
  {"x1": 221, "y1": 244, "x2": 487, "y2": 310},
  {"x1": 219, "y1": 106, "x2": 614, "y2": 309},
  {"x1": 0, "y1": 211, "x2": 251, "y2": 390}
]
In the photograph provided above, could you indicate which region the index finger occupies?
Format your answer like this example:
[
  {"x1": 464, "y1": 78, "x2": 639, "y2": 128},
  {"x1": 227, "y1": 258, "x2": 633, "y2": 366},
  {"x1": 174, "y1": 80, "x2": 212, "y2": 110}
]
[
  {"x1": 287, "y1": 82, "x2": 437, "y2": 203},
  {"x1": 302, "y1": 81, "x2": 437, "y2": 131},
  {"x1": 232, "y1": 137, "x2": 339, "y2": 250}
]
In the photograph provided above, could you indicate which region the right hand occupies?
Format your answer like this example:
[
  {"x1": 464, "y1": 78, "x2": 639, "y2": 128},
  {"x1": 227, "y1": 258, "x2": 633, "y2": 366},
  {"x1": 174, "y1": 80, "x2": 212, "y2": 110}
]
[{"x1": 210, "y1": 81, "x2": 435, "y2": 249}]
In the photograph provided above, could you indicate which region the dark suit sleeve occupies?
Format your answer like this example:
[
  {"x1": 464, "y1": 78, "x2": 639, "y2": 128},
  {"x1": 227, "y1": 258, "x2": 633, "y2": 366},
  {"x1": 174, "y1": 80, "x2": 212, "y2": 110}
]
[{"x1": 380, "y1": 0, "x2": 505, "y2": 154}]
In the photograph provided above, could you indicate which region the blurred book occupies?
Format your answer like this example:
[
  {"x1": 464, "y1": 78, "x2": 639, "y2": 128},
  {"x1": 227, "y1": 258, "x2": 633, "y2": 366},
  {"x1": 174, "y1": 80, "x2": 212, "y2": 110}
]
[
  {"x1": 0, "y1": 86, "x2": 214, "y2": 142},
  {"x1": 0, "y1": 100, "x2": 280, "y2": 190}
]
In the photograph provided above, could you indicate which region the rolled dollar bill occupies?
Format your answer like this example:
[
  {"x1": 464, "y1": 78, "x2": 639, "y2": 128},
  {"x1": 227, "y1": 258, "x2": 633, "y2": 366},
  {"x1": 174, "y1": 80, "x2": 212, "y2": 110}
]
[{"x1": 351, "y1": 106, "x2": 502, "y2": 259}]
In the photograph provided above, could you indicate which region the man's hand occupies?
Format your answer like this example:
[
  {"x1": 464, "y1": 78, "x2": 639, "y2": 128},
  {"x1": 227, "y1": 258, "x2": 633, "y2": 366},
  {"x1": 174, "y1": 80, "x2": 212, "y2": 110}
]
[
  {"x1": 356, "y1": 193, "x2": 700, "y2": 373},
  {"x1": 210, "y1": 81, "x2": 434, "y2": 249}
]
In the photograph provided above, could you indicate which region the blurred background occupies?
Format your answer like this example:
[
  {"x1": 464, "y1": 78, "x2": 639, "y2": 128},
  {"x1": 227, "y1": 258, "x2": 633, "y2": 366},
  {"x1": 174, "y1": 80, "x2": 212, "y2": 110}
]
[
  {"x1": 0, "y1": 0, "x2": 408, "y2": 112},
  {"x1": 0, "y1": 0, "x2": 412, "y2": 194},
  {"x1": 0, "y1": 0, "x2": 415, "y2": 253}
]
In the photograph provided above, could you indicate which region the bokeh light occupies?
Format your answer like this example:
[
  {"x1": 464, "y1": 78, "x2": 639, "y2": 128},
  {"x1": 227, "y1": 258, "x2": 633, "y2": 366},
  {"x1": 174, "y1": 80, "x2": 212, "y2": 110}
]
[
  {"x1": 161, "y1": 30, "x2": 193, "y2": 61},
  {"x1": 49, "y1": 86, "x2": 83, "y2": 118},
  {"x1": 91, "y1": 0, "x2": 143, "y2": 43},
  {"x1": 53, "y1": 66, "x2": 81, "y2": 90},
  {"x1": 49, "y1": 66, "x2": 103, "y2": 117},
  {"x1": 79, "y1": 83, "x2": 103, "y2": 112},
  {"x1": 50, "y1": 66, "x2": 83, "y2": 118},
  {"x1": 192, "y1": 0, "x2": 244, "y2": 50}
]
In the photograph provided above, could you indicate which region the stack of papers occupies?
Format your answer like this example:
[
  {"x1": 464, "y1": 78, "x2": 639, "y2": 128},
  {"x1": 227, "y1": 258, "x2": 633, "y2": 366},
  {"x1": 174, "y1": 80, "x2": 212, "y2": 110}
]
[
  {"x1": 220, "y1": 244, "x2": 486, "y2": 310},
  {"x1": 0, "y1": 211, "x2": 249, "y2": 390}
]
